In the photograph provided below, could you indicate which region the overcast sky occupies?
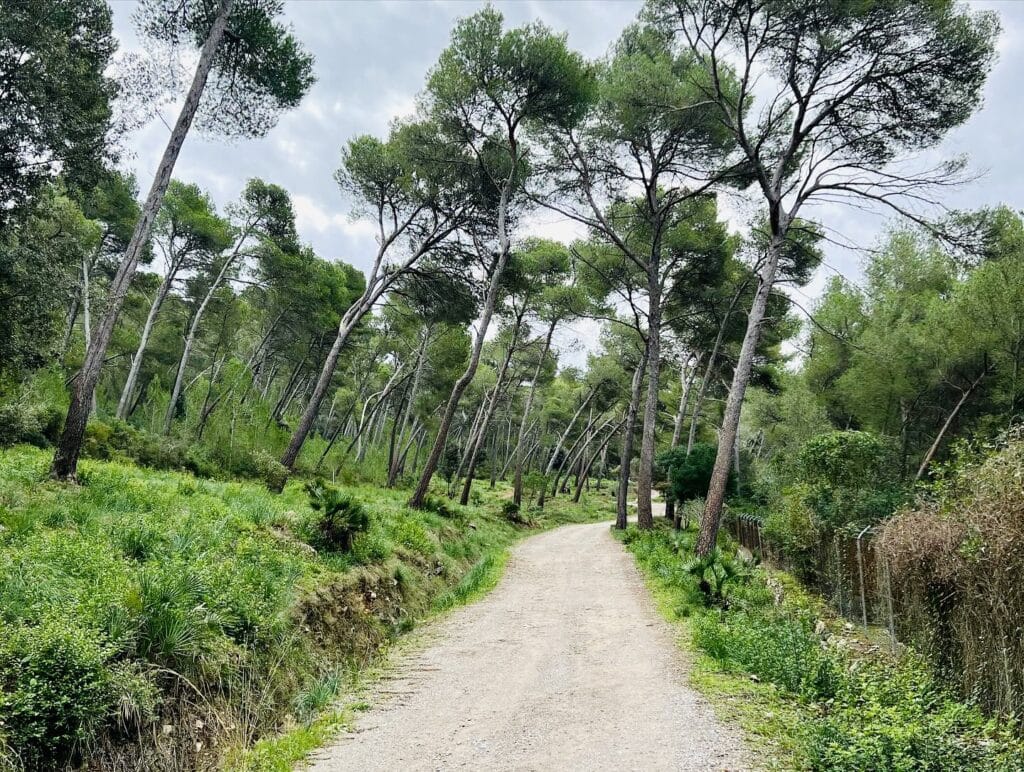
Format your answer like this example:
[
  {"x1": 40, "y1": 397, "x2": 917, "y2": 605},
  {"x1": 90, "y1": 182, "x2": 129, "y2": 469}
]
[{"x1": 109, "y1": 0, "x2": 1024, "y2": 362}]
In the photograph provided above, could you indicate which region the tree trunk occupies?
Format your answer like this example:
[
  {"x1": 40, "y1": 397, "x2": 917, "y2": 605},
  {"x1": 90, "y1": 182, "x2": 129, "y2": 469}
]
[
  {"x1": 667, "y1": 352, "x2": 701, "y2": 526},
  {"x1": 697, "y1": 236, "x2": 783, "y2": 556},
  {"x1": 915, "y1": 367, "x2": 988, "y2": 480},
  {"x1": 512, "y1": 320, "x2": 556, "y2": 506},
  {"x1": 117, "y1": 271, "x2": 175, "y2": 419},
  {"x1": 163, "y1": 240, "x2": 249, "y2": 433},
  {"x1": 636, "y1": 274, "x2": 662, "y2": 529},
  {"x1": 409, "y1": 176, "x2": 514, "y2": 509},
  {"x1": 81, "y1": 252, "x2": 96, "y2": 416},
  {"x1": 388, "y1": 329, "x2": 428, "y2": 485},
  {"x1": 459, "y1": 315, "x2": 521, "y2": 505},
  {"x1": 615, "y1": 351, "x2": 647, "y2": 529},
  {"x1": 50, "y1": 0, "x2": 234, "y2": 480},
  {"x1": 688, "y1": 287, "x2": 744, "y2": 454},
  {"x1": 275, "y1": 300, "x2": 364, "y2": 485},
  {"x1": 536, "y1": 387, "x2": 594, "y2": 509},
  {"x1": 573, "y1": 419, "x2": 623, "y2": 503}
]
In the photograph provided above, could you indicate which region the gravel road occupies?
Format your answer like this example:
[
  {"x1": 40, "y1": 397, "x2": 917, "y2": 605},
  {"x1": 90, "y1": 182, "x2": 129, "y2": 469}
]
[{"x1": 307, "y1": 519, "x2": 751, "y2": 771}]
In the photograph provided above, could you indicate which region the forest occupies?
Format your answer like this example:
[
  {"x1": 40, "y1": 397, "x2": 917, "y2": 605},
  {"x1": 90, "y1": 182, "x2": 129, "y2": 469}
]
[{"x1": 2, "y1": 0, "x2": 1023, "y2": 770}]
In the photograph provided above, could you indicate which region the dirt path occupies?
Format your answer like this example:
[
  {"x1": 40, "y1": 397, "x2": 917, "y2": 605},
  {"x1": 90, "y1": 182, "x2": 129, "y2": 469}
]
[{"x1": 307, "y1": 519, "x2": 750, "y2": 771}]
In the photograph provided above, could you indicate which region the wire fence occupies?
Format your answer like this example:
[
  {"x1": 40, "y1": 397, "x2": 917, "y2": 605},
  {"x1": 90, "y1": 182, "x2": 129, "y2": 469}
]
[{"x1": 729, "y1": 514, "x2": 899, "y2": 644}]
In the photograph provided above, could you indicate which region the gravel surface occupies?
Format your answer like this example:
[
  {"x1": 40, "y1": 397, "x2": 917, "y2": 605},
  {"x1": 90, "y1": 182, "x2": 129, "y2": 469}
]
[{"x1": 307, "y1": 519, "x2": 752, "y2": 771}]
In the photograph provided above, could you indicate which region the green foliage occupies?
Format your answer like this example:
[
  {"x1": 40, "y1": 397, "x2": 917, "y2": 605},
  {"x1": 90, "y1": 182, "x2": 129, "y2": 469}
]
[
  {"x1": 438, "y1": 445, "x2": 461, "y2": 485},
  {"x1": 623, "y1": 522, "x2": 1024, "y2": 771},
  {"x1": 253, "y1": 449, "x2": 289, "y2": 491},
  {"x1": 0, "y1": 620, "x2": 116, "y2": 769},
  {"x1": 694, "y1": 607, "x2": 841, "y2": 700},
  {"x1": 659, "y1": 443, "x2": 726, "y2": 504},
  {"x1": 808, "y1": 655, "x2": 1023, "y2": 771},
  {"x1": 134, "y1": 0, "x2": 315, "y2": 139},
  {"x1": 0, "y1": 402, "x2": 63, "y2": 448},
  {"x1": 0, "y1": 0, "x2": 116, "y2": 220},
  {"x1": 0, "y1": 188, "x2": 101, "y2": 383},
  {"x1": 419, "y1": 494, "x2": 460, "y2": 521},
  {"x1": 304, "y1": 481, "x2": 370, "y2": 553},
  {"x1": 797, "y1": 431, "x2": 907, "y2": 532},
  {"x1": 682, "y1": 547, "x2": 754, "y2": 606}
]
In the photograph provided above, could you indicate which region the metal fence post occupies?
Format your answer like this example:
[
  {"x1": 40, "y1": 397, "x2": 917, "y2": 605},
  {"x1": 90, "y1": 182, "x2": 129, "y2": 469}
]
[{"x1": 856, "y1": 525, "x2": 871, "y2": 631}]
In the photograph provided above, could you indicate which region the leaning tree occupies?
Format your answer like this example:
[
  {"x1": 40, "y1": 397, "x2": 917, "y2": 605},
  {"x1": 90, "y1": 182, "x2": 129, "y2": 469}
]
[
  {"x1": 647, "y1": 0, "x2": 999, "y2": 554},
  {"x1": 407, "y1": 8, "x2": 593, "y2": 508},
  {"x1": 50, "y1": 0, "x2": 314, "y2": 480}
]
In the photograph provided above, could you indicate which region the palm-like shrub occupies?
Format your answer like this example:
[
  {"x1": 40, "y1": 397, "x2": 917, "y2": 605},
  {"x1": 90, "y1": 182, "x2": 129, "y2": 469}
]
[
  {"x1": 683, "y1": 547, "x2": 754, "y2": 606},
  {"x1": 305, "y1": 481, "x2": 370, "y2": 552}
]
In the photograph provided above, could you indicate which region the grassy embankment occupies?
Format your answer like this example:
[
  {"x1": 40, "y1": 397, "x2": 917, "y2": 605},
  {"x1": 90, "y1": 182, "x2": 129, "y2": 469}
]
[
  {"x1": 0, "y1": 445, "x2": 613, "y2": 770},
  {"x1": 619, "y1": 512, "x2": 1024, "y2": 771}
]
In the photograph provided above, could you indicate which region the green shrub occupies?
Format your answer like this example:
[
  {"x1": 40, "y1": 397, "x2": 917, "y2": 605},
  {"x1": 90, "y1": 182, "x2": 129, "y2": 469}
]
[
  {"x1": 252, "y1": 449, "x2": 288, "y2": 491},
  {"x1": 501, "y1": 500, "x2": 530, "y2": 525},
  {"x1": 796, "y1": 431, "x2": 907, "y2": 531},
  {"x1": 682, "y1": 547, "x2": 754, "y2": 606},
  {"x1": 305, "y1": 481, "x2": 370, "y2": 552},
  {"x1": 694, "y1": 607, "x2": 842, "y2": 700},
  {"x1": 420, "y1": 494, "x2": 459, "y2": 520},
  {"x1": 808, "y1": 655, "x2": 1024, "y2": 771},
  {"x1": 658, "y1": 444, "x2": 732, "y2": 505},
  {"x1": 0, "y1": 621, "x2": 116, "y2": 769},
  {"x1": 0, "y1": 402, "x2": 63, "y2": 448}
]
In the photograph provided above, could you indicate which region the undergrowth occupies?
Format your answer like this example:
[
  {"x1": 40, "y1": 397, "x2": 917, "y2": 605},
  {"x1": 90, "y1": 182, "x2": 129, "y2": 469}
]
[
  {"x1": 0, "y1": 445, "x2": 612, "y2": 770},
  {"x1": 620, "y1": 521, "x2": 1024, "y2": 771}
]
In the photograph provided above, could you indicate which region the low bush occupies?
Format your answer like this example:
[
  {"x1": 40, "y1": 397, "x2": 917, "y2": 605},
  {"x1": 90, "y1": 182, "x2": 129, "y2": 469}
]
[
  {"x1": 305, "y1": 481, "x2": 371, "y2": 552},
  {"x1": 0, "y1": 402, "x2": 63, "y2": 449},
  {"x1": 0, "y1": 621, "x2": 116, "y2": 769},
  {"x1": 419, "y1": 493, "x2": 459, "y2": 520},
  {"x1": 808, "y1": 655, "x2": 1023, "y2": 771},
  {"x1": 694, "y1": 607, "x2": 841, "y2": 700}
]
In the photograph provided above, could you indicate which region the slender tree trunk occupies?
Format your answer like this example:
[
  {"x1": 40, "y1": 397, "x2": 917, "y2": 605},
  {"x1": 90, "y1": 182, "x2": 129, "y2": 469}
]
[
  {"x1": 536, "y1": 388, "x2": 594, "y2": 509},
  {"x1": 574, "y1": 419, "x2": 623, "y2": 503},
  {"x1": 409, "y1": 177, "x2": 514, "y2": 509},
  {"x1": 454, "y1": 401, "x2": 488, "y2": 486},
  {"x1": 697, "y1": 236, "x2": 783, "y2": 556},
  {"x1": 459, "y1": 316, "x2": 521, "y2": 505},
  {"x1": 275, "y1": 301, "x2": 364, "y2": 485},
  {"x1": 616, "y1": 351, "x2": 647, "y2": 529},
  {"x1": 667, "y1": 352, "x2": 701, "y2": 525},
  {"x1": 636, "y1": 275, "x2": 662, "y2": 529},
  {"x1": 513, "y1": 320, "x2": 555, "y2": 506},
  {"x1": 688, "y1": 287, "x2": 743, "y2": 454},
  {"x1": 50, "y1": 0, "x2": 234, "y2": 480},
  {"x1": 916, "y1": 367, "x2": 988, "y2": 480},
  {"x1": 61, "y1": 294, "x2": 81, "y2": 359},
  {"x1": 117, "y1": 271, "x2": 175, "y2": 419},
  {"x1": 389, "y1": 329, "x2": 428, "y2": 484},
  {"x1": 163, "y1": 240, "x2": 249, "y2": 433},
  {"x1": 81, "y1": 253, "x2": 96, "y2": 415}
]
